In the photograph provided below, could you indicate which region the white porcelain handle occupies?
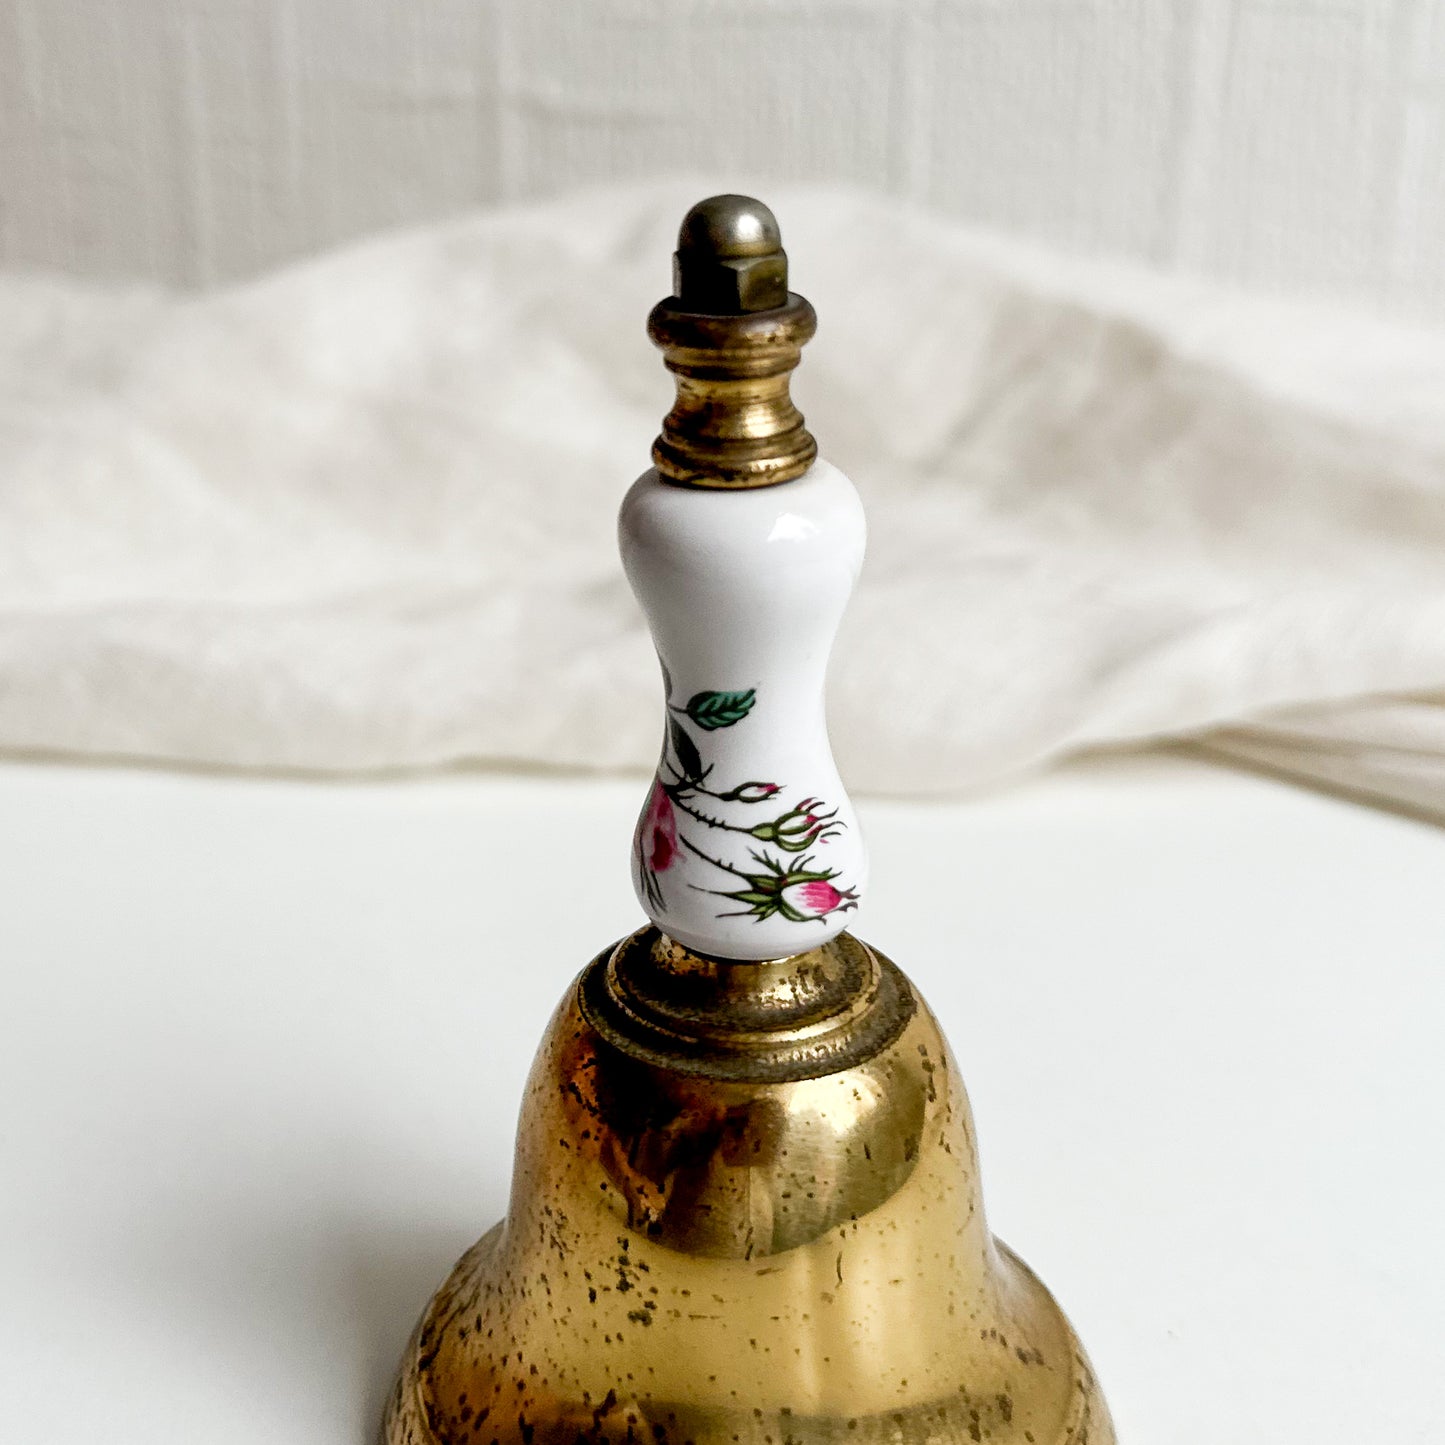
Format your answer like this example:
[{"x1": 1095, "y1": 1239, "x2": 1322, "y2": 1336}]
[{"x1": 619, "y1": 458, "x2": 867, "y2": 960}]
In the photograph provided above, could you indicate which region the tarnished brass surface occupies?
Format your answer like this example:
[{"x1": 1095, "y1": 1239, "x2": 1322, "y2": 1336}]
[
  {"x1": 649, "y1": 195, "x2": 817, "y2": 489},
  {"x1": 580, "y1": 929, "x2": 914, "y2": 1086},
  {"x1": 384, "y1": 929, "x2": 1113, "y2": 1445}
]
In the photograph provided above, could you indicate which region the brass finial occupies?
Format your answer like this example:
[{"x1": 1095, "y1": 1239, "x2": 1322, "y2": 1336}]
[{"x1": 649, "y1": 194, "x2": 817, "y2": 489}]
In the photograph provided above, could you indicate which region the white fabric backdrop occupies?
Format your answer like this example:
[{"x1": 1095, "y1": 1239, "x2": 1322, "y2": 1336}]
[{"x1": 5, "y1": 182, "x2": 1445, "y2": 818}]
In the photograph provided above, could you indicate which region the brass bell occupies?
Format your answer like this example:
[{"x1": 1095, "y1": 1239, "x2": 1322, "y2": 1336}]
[{"x1": 384, "y1": 195, "x2": 1114, "y2": 1445}]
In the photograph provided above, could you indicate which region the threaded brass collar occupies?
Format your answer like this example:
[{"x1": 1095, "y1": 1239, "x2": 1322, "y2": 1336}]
[
  {"x1": 648, "y1": 292, "x2": 817, "y2": 489},
  {"x1": 578, "y1": 926, "x2": 914, "y2": 1083}
]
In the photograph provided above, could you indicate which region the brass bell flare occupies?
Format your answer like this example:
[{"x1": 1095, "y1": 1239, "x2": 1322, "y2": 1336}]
[{"x1": 385, "y1": 929, "x2": 1112, "y2": 1445}]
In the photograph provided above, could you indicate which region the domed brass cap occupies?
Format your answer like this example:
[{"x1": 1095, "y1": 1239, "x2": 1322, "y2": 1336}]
[
  {"x1": 673, "y1": 194, "x2": 788, "y2": 314},
  {"x1": 650, "y1": 194, "x2": 817, "y2": 490}
]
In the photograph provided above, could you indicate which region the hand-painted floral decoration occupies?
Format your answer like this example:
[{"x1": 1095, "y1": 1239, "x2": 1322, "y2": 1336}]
[{"x1": 634, "y1": 685, "x2": 859, "y2": 929}]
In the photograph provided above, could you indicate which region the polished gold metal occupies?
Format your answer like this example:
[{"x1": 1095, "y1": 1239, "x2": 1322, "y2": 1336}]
[
  {"x1": 385, "y1": 928, "x2": 1114, "y2": 1445},
  {"x1": 650, "y1": 195, "x2": 817, "y2": 489}
]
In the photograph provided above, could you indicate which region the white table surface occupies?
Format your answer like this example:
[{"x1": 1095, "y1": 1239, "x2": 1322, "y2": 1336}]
[{"x1": 2, "y1": 751, "x2": 1442, "y2": 1444}]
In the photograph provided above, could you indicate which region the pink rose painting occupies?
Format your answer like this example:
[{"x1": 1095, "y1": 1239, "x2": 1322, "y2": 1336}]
[
  {"x1": 633, "y1": 685, "x2": 859, "y2": 928},
  {"x1": 641, "y1": 782, "x2": 678, "y2": 872}
]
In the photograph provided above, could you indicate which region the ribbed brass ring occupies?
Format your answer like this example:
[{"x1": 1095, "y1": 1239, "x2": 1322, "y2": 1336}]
[
  {"x1": 578, "y1": 927, "x2": 915, "y2": 1083},
  {"x1": 648, "y1": 293, "x2": 818, "y2": 489}
]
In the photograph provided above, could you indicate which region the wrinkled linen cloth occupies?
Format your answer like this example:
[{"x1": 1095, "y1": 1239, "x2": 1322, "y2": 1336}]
[{"x1": 5, "y1": 181, "x2": 1445, "y2": 817}]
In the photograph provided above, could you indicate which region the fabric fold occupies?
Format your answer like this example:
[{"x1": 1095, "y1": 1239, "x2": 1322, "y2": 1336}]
[{"x1": 4, "y1": 183, "x2": 1445, "y2": 818}]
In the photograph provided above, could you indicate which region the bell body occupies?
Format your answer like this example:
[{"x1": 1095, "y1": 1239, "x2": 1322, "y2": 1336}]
[
  {"x1": 386, "y1": 929, "x2": 1112, "y2": 1445},
  {"x1": 621, "y1": 459, "x2": 867, "y2": 960}
]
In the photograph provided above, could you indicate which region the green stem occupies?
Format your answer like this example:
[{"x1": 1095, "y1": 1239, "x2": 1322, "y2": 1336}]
[
  {"x1": 678, "y1": 833, "x2": 752, "y2": 881},
  {"x1": 668, "y1": 791, "x2": 750, "y2": 833}
]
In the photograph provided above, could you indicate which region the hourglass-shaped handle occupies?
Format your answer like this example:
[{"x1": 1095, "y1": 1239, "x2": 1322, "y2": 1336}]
[{"x1": 619, "y1": 196, "x2": 867, "y2": 961}]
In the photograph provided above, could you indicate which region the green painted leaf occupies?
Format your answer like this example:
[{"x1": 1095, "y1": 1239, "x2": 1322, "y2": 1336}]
[
  {"x1": 668, "y1": 717, "x2": 703, "y2": 781},
  {"x1": 685, "y1": 688, "x2": 756, "y2": 730}
]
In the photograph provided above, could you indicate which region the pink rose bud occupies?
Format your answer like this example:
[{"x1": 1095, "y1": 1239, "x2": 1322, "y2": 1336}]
[
  {"x1": 723, "y1": 781, "x2": 781, "y2": 803},
  {"x1": 779, "y1": 878, "x2": 857, "y2": 919}
]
